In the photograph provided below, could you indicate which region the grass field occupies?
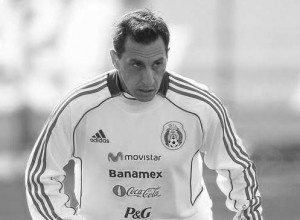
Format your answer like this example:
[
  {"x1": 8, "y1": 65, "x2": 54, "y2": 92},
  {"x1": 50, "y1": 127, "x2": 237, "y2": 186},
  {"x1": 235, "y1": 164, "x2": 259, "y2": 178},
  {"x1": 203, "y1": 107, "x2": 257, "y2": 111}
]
[{"x1": 1, "y1": 148, "x2": 299, "y2": 220}]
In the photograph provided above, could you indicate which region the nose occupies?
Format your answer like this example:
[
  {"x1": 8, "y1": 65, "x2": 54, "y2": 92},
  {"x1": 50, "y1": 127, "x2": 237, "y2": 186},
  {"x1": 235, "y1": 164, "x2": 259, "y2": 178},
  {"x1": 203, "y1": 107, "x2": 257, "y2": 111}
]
[{"x1": 141, "y1": 67, "x2": 155, "y2": 85}]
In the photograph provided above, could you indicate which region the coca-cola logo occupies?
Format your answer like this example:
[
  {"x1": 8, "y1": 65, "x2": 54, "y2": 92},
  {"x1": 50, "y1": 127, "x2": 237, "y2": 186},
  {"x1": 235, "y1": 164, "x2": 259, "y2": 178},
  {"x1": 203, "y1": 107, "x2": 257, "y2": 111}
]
[{"x1": 112, "y1": 185, "x2": 161, "y2": 198}]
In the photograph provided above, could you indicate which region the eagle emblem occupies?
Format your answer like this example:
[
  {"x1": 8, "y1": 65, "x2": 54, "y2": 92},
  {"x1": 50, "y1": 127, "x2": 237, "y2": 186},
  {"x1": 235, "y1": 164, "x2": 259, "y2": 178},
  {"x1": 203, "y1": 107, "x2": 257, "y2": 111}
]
[{"x1": 161, "y1": 121, "x2": 186, "y2": 150}]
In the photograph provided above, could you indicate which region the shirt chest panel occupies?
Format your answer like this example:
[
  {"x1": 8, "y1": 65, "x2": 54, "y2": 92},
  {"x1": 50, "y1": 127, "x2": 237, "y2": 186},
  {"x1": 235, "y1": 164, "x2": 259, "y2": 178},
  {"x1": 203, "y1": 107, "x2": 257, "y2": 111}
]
[
  {"x1": 75, "y1": 100, "x2": 202, "y2": 164},
  {"x1": 73, "y1": 99, "x2": 205, "y2": 215}
]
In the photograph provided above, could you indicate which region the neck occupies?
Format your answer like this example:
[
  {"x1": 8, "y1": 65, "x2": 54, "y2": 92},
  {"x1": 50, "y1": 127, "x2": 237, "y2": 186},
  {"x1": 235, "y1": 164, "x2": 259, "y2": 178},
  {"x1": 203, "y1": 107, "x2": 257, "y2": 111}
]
[{"x1": 118, "y1": 72, "x2": 131, "y2": 95}]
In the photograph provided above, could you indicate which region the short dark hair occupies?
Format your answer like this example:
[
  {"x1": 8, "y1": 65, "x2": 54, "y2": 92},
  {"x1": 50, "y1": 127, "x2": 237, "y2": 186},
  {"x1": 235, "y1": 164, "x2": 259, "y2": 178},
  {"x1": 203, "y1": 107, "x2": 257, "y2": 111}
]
[{"x1": 112, "y1": 8, "x2": 170, "y2": 58}]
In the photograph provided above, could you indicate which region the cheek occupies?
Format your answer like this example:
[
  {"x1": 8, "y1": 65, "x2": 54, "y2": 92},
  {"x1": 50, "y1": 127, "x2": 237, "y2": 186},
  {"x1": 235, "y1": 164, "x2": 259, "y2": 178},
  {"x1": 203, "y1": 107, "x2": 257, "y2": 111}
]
[
  {"x1": 156, "y1": 64, "x2": 167, "y2": 76},
  {"x1": 155, "y1": 69, "x2": 166, "y2": 82},
  {"x1": 122, "y1": 69, "x2": 140, "y2": 87},
  {"x1": 120, "y1": 66, "x2": 133, "y2": 80}
]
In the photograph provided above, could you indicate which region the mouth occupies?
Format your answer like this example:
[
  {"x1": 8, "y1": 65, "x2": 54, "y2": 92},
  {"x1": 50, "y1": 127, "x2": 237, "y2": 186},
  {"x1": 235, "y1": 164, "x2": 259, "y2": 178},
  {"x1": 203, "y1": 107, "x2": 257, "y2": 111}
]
[
  {"x1": 135, "y1": 88, "x2": 156, "y2": 101},
  {"x1": 138, "y1": 88, "x2": 155, "y2": 94}
]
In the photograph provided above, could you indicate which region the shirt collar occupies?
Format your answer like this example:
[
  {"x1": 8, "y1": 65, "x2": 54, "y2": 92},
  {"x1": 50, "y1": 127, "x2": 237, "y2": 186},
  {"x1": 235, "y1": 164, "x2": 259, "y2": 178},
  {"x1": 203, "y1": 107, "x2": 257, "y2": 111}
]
[{"x1": 107, "y1": 69, "x2": 169, "y2": 98}]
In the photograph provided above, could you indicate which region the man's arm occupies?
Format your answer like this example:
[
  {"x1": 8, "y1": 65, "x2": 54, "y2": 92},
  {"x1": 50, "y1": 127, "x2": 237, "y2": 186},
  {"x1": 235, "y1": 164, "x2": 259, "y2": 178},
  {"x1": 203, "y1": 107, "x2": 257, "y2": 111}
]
[
  {"x1": 201, "y1": 97, "x2": 263, "y2": 220},
  {"x1": 25, "y1": 104, "x2": 81, "y2": 220}
]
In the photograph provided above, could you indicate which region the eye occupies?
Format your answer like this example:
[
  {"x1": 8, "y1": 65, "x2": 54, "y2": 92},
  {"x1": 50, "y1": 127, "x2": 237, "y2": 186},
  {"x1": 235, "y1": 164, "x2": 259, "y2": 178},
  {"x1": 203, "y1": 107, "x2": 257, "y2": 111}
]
[
  {"x1": 132, "y1": 62, "x2": 143, "y2": 68},
  {"x1": 153, "y1": 60, "x2": 164, "y2": 68}
]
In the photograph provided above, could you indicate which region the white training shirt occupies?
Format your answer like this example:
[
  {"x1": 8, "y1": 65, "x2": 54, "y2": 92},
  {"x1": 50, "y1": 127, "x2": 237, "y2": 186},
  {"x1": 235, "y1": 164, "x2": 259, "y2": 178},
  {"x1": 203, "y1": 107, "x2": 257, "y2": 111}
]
[{"x1": 25, "y1": 70, "x2": 263, "y2": 220}]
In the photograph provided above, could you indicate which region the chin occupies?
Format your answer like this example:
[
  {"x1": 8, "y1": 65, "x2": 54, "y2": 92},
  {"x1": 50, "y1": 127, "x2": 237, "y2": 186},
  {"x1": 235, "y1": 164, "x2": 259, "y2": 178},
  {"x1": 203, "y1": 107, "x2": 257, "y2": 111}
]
[
  {"x1": 137, "y1": 97, "x2": 154, "y2": 102},
  {"x1": 136, "y1": 94, "x2": 156, "y2": 102},
  {"x1": 134, "y1": 91, "x2": 156, "y2": 102}
]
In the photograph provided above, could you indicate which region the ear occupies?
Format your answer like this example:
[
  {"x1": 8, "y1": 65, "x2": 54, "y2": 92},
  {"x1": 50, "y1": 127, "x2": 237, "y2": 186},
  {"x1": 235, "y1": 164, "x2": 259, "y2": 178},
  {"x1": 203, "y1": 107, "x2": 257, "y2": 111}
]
[
  {"x1": 166, "y1": 47, "x2": 170, "y2": 58},
  {"x1": 110, "y1": 49, "x2": 119, "y2": 69}
]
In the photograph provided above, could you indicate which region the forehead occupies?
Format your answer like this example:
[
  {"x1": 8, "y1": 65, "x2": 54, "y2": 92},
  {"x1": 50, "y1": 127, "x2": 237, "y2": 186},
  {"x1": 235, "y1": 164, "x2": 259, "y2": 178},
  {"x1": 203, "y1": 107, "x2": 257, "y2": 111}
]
[{"x1": 122, "y1": 37, "x2": 167, "y2": 60}]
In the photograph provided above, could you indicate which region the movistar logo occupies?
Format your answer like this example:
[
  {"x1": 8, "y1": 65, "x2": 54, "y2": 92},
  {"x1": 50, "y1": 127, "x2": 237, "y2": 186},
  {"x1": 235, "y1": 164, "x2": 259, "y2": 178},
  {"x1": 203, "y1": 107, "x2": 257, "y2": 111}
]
[
  {"x1": 108, "y1": 152, "x2": 161, "y2": 162},
  {"x1": 108, "y1": 152, "x2": 123, "y2": 162}
]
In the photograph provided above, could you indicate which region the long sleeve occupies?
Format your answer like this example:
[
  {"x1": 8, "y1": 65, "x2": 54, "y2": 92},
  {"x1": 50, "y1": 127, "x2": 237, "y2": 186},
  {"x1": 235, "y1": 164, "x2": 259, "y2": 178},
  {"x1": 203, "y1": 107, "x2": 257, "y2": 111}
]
[
  {"x1": 25, "y1": 104, "x2": 82, "y2": 220},
  {"x1": 201, "y1": 101, "x2": 263, "y2": 220}
]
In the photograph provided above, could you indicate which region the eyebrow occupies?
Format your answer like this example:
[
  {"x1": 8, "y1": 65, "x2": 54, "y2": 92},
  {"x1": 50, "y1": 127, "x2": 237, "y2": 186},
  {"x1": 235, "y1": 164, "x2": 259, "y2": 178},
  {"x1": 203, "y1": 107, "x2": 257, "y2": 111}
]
[
  {"x1": 130, "y1": 57, "x2": 164, "y2": 63},
  {"x1": 127, "y1": 48, "x2": 165, "y2": 58}
]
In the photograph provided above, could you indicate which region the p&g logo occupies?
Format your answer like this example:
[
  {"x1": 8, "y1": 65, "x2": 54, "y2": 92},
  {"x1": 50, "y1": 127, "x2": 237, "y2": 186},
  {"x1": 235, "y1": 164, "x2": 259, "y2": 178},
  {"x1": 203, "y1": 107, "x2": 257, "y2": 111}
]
[{"x1": 124, "y1": 207, "x2": 152, "y2": 219}]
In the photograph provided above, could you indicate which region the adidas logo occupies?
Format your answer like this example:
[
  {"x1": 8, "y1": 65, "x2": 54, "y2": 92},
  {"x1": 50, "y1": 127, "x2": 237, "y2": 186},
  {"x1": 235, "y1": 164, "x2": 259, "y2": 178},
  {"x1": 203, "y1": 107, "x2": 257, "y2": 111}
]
[{"x1": 90, "y1": 129, "x2": 110, "y2": 143}]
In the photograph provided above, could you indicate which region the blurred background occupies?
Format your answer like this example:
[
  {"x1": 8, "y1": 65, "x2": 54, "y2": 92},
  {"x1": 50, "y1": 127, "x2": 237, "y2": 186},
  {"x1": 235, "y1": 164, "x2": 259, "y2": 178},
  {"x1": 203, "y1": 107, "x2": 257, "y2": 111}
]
[{"x1": 0, "y1": 0, "x2": 299, "y2": 219}]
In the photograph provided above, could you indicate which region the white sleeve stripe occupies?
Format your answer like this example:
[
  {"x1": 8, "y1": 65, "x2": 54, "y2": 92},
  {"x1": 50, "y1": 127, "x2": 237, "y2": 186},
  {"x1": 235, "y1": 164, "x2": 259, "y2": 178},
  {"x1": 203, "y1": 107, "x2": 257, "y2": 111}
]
[
  {"x1": 26, "y1": 76, "x2": 108, "y2": 219},
  {"x1": 39, "y1": 139, "x2": 62, "y2": 219},
  {"x1": 25, "y1": 124, "x2": 48, "y2": 218},
  {"x1": 169, "y1": 74, "x2": 256, "y2": 168},
  {"x1": 27, "y1": 122, "x2": 63, "y2": 220},
  {"x1": 169, "y1": 84, "x2": 250, "y2": 167},
  {"x1": 50, "y1": 74, "x2": 108, "y2": 122},
  {"x1": 169, "y1": 83, "x2": 258, "y2": 203},
  {"x1": 169, "y1": 82, "x2": 254, "y2": 199},
  {"x1": 26, "y1": 123, "x2": 54, "y2": 220},
  {"x1": 169, "y1": 74, "x2": 258, "y2": 201},
  {"x1": 169, "y1": 78, "x2": 250, "y2": 165},
  {"x1": 170, "y1": 84, "x2": 254, "y2": 202},
  {"x1": 252, "y1": 197, "x2": 262, "y2": 220}
]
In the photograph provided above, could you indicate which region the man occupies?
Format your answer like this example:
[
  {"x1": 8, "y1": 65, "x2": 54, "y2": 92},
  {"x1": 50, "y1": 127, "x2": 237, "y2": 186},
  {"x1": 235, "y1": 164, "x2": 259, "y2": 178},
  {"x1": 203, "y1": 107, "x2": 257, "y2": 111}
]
[{"x1": 25, "y1": 9, "x2": 263, "y2": 220}]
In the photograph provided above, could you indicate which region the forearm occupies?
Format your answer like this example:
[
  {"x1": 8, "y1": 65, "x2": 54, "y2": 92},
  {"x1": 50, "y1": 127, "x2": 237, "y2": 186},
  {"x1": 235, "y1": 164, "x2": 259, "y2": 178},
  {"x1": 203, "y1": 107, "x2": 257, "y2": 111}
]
[
  {"x1": 25, "y1": 104, "x2": 81, "y2": 220},
  {"x1": 202, "y1": 102, "x2": 263, "y2": 219},
  {"x1": 25, "y1": 152, "x2": 81, "y2": 220},
  {"x1": 233, "y1": 197, "x2": 263, "y2": 220},
  {"x1": 215, "y1": 162, "x2": 263, "y2": 220}
]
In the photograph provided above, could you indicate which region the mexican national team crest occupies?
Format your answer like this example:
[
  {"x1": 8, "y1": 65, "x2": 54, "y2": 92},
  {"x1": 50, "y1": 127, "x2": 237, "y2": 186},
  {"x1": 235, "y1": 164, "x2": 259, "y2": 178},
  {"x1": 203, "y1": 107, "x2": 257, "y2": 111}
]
[{"x1": 161, "y1": 121, "x2": 186, "y2": 150}]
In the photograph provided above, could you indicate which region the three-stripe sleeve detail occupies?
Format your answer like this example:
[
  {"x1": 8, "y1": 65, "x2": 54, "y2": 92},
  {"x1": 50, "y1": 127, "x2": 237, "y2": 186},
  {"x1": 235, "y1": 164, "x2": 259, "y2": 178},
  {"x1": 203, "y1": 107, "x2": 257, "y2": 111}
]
[
  {"x1": 27, "y1": 122, "x2": 54, "y2": 220},
  {"x1": 168, "y1": 74, "x2": 259, "y2": 207},
  {"x1": 26, "y1": 75, "x2": 108, "y2": 220}
]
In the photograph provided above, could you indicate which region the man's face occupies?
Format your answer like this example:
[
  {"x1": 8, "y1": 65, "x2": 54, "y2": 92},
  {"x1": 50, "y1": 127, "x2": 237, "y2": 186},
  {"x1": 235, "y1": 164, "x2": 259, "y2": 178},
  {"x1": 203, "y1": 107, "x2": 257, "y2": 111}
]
[{"x1": 111, "y1": 37, "x2": 168, "y2": 102}]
